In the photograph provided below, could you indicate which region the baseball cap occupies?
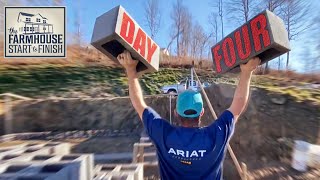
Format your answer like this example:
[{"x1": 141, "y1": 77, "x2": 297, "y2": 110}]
[{"x1": 176, "y1": 90, "x2": 203, "y2": 118}]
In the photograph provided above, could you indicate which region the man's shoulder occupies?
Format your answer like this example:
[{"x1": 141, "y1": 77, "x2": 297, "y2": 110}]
[{"x1": 220, "y1": 109, "x2": 234, "y2": 119}]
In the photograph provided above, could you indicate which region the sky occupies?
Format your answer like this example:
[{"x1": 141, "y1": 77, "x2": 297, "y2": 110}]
[
  {"x1": 70, "y1": 0, "x2": 320, "y2": 72},
  {"x1": 4, "y1": 0, "x2": 320, "y2": 72},
  {"x1": 71, "y1": 0, "x2": 224, "y2": 47}
]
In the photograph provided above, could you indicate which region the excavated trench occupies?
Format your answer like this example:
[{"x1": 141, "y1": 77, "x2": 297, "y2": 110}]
[{"x1": 0, "y1": 84, "x2": 319, "y2": 179}]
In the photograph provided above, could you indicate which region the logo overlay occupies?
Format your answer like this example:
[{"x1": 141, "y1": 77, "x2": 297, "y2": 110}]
[{"x1": 4, "y1": 7, "x2": 66, "y2": 58}]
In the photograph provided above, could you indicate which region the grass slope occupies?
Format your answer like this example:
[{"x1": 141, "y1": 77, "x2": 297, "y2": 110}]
[
  {"x1": 0, "y1": 65, "x2": 319, "y2": 104},
  {"x1": 0, "y1": 65, "x2": 190, "y2": 97}
]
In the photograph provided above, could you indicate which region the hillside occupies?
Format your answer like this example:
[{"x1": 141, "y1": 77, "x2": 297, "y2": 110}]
[
  {"x1": 0, "y1": 65, "x2": 189, "y2": 98},
  {"x1": 0, "y1": 65, "x2": 319, "y2": 105}
]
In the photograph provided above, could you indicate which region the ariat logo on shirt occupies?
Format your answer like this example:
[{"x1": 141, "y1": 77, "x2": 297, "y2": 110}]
[
  {"x1": 168, "y1": 148, "x2": 206, "y2": 158},
  {"x1": 180, "y1": 160, "x2": 192, "y2": 165},
  {"x1": 168, "y1": 148, "x2": 206, "y2": 162}
]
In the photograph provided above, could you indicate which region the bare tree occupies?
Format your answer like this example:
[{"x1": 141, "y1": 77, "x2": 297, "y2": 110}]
[
  {"x1": 6, "y1": 0, "x2": 23, "y2": 6},
  {"x1": 144, "y1": 0, "x2": 161, "y2": 39},
  {"x1": 170, "y1": 0, "x2": 191, "y2": 56},
  {"x1": 255, "y1": 0, "x2": 285, "y2": 14},
  {"x1": 166, "y1": 33, "x2": 180, "y2": 55},
  {"x1": 218, "y1": 0, "x2": 224, "y2": 38},
  {"x1": 301, "y1": 45, "x2": 313, "y2": 73},
  {"x1": 312, "y1": 16, "x2": 320, "y2": 73},
  {"x1": 190, "y1": 25, "x2": 199, "y2": 59},
  {"x1": 209, "y1": 0, "x2": 224, "y2": 40},
  {"x1": 265, "y1": 0, "x2": 284, "y2": 12},
  {"x1": 189, "y1": 21, "x2": 213, "y2": 61},
  {"x1": 170, "y1": 0, "x2": 184, "y2": 56},
  {"x1": 199, "y1": 33, "x2": 213, "y2": 60},
  {"x1": 73, "y1": 0, "x2": 82, "y2": 47},
  {"x1": 190, "y1": 23, "x2": 204, "y2": 59},
  {"x1": 281, "y1": 0, "x2": 311, "y2": 70},
  {"x1": 278, "y1": 56, "x2": 283, "y2": 70},
  {"x1": 316, "y1": 48, "x2": 320, "y2": 74},
  {"x1": 179, "y1": 11, "x2": 192, "y2": 57},
  {"x1": 26, "y1": 0, "x2": 50, "y2": 6},
  {"x1": 227, "y1": 0, "x2": 255, "y2": 24},
  {"x1": 208, "y1": 12, "x2": 219, "y2": 43},
  {"x1": 0, "y1": 0, "x2": 6, "y2": 36},
  {"x1": 52, "y1": 0, "x2": 64, "y2": 6},
  {"x1": 260, "y1": 0, "x2": 285, "y2": 73}
]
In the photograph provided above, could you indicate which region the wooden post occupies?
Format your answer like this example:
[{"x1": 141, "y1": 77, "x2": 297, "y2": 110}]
[
  {"x1": 169, "y1": 95, "x2": 172, "y2": 124},
  {"x1": 4, "y1": 96, "x2": 13, "y2": 134},
  {"x1": 138, "y1": 144, "x2": 144, "y2": 162},
  {"x1": 133, "y1": 143, "x2": 154, "y2": 163},
  {"x1": 241, "y1": 162, "x2": 248, "y2": 180},
  {"x1": 0, "y1": 93, "x2": 31, "y2": 135},
  {"x1": 133, "y1": 143, "x2": 139, "y2": 163}
]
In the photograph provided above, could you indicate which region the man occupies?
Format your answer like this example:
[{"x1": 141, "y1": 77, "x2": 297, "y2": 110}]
[{"x1": 117, "y1": 50, "x2": 260, "y2": 180}]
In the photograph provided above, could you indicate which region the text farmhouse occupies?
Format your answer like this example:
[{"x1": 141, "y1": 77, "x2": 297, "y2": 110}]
[{"x1": 8, "y1": 33, "x2": 63, "y2": 54}]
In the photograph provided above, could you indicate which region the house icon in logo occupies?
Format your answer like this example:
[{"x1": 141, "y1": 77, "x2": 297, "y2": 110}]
[{"x1": 17, "y1": 12, "x2": 53, "y2": 34}]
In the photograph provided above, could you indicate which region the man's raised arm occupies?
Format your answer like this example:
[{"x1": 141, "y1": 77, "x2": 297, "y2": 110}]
[
  {"x1": 117, "y1": 51, "x2": 147, "y2": 119},
  {"x1": 228, "y1": 57, "x2": 261, "y2": 122}
]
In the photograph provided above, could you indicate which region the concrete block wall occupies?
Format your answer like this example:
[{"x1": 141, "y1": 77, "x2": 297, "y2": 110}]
[
  {"x1": 0, "y1": 137, "x2": 159, "y2": 180},
  {"x1": 0, "y1": 155, "x2": 93, "y2": 180},
  {"x1": 94, "y1": 164, "x2": 118, "y2": 179},
  {"x1": 0, "y1": 162, "x2": 81, "y2": 180},
  {"x1": 98, "y1": 173, "x2": 135, "y2": 180},
  {"x1": 94, "y1": 163, "x2": 143, "y2": 180},
  {"x1": 0, "y1": 142, "x2": 93, "y2": 180},
  {"x1": 0, "y1": 142, "x2": 71, "y2": 163},
  {"x1": 59, "y1": 154, "x2": 94, "y2": 180}
]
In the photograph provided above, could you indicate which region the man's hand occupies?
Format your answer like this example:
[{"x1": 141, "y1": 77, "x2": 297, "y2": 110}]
[
  {"x1": 117, "y1": 50, "x2": 138, "y2": 75},
  {"x1": 228, "y1": 57, "x2": 260, "y2": 123},
  {"x1": 117, "y1": 50, "x2": 147, "y2": 119},
  {"x1": 240, "y1": 57, "x2": 261, "y2": 73}
]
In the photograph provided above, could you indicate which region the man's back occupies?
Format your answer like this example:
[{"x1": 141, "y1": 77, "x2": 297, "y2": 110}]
[
  {"x1": 143, "y1": 107, "x2": 235, "y2": 180},
  {"x1": 117, "y1": 51, "x2": 259, "y2": 179}
]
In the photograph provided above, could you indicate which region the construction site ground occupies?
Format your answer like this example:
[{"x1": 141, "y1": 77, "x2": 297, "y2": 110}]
[{"x1": 1, "y1": 133, "x2": 319, "y2": 180}]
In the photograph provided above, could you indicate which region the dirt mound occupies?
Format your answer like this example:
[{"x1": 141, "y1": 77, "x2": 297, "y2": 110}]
[{"x1": 202, "y1": 84, "x2": 320, "y2": 179}]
